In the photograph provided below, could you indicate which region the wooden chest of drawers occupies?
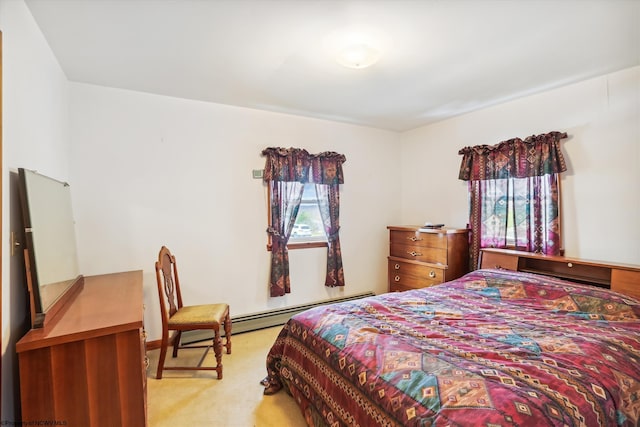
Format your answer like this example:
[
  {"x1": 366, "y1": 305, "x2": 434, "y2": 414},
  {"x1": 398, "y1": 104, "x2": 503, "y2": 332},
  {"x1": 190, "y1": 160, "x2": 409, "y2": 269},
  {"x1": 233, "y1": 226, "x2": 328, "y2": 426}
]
[
  {"x1": 387, "y1": 226, "x2": 469, "y2": 292},
  {"x1": 16, "y1": 271, "x2": 147, "y2": 427}
]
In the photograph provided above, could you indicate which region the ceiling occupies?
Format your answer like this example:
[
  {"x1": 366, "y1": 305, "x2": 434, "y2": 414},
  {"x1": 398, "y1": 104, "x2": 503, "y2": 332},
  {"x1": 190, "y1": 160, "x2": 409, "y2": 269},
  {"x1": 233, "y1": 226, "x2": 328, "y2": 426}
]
[{"x1": 25, "y1": 0, "x2": 640, "y2": 132}]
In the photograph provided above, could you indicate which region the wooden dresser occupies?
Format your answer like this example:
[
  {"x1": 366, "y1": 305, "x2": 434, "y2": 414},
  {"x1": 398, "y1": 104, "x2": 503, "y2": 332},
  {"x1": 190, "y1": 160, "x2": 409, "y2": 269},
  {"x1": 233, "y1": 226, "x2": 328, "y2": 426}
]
[
  {"x1": 387, "y1": 226, "x2": 469, "y2": 292},
  {"x1": 480, "y1": 248, "x2": 640, "y2": 300},
  {"x1": 16, "y1": 270, "x2": 147, "y2": 427}
]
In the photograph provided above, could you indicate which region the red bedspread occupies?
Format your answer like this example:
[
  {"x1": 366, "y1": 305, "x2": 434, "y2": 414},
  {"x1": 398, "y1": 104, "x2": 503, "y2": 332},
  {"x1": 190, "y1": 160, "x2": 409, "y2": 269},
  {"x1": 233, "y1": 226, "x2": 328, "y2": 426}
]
[{"x1": 264, "y1": 269, "x2": 640, "y2": 427}]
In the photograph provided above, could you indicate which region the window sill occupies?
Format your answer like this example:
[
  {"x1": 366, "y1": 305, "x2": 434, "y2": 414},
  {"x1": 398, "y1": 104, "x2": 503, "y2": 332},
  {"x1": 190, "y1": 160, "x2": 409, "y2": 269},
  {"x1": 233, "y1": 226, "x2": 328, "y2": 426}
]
[{"x1": 267, "y1": 241, "x2": 328, "y2": 251}]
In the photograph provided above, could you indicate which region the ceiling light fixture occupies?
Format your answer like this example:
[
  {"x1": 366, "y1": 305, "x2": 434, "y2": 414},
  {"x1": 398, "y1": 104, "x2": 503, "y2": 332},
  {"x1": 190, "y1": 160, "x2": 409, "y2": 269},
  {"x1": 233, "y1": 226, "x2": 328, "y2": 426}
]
[
  {"x1": 325, "y1": 27, "x2": 387, "y2": 70},
  {"x1": 336, "y1": 44, "x2": 380, "y2": 69}
]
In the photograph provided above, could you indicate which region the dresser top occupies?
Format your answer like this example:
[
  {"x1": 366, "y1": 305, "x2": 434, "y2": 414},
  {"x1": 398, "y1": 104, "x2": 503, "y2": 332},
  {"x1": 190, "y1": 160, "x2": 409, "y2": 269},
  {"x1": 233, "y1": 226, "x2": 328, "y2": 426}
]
[
  {"x1": 387, "y1": 225, "x2": 469, "y2": 234},
  {"x1": 16, "y1": 270, "x2": 143, "y2": 352}
]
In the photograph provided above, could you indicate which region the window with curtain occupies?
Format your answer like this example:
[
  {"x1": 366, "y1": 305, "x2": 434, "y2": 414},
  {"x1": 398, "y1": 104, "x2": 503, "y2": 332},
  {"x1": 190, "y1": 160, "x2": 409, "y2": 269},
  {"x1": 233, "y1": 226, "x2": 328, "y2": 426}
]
[
  {"x1": 262, "y1": 147, "x2": 346, "y2": 297},
  {"x1": 287, "y1": 183, "x2": 327, "y2": 244},
  {"x1": 458, "y1": 131, "x2": 568, "y2": 269}
]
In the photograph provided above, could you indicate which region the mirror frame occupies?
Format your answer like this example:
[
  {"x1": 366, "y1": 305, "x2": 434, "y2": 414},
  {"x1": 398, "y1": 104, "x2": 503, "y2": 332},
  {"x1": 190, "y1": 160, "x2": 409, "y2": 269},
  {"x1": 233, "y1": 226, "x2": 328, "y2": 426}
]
[{"x1": 17, "y1": 168, "x2": 84, "y2": 329}]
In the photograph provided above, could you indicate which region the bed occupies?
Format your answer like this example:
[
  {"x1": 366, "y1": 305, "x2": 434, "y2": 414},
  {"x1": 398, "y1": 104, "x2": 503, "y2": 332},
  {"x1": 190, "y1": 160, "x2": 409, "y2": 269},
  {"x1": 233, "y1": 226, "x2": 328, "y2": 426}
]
[{"x1": 263, "y1": 267, "x2": 640, "y2": 427}]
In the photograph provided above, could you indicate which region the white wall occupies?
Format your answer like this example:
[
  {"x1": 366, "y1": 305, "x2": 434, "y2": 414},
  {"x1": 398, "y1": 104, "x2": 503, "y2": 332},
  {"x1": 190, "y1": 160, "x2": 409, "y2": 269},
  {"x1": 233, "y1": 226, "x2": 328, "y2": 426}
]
[
  {"x1": 0, "y1": 1, "x2": 401, "y2": 415},
  {"x1": 69, "y1": 84, "x2": 401, "y2": 343},
  {"x1": 400, "y1": 66, "x2": 640, "y2": 265},
  {"x1": 0, "y1": 0, "x2": 71, "y2": 419},
  {"x1": 3, "y1": 0, "x2": 640, "y2": 419}
]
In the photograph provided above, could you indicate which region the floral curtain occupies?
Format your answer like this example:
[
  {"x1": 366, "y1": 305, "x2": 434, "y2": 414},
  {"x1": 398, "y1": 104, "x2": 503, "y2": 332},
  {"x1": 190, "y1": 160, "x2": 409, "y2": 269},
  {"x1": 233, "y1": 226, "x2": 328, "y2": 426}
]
[
  {"x1": 262, "y1": 148, "x2": 346, "y2": 296},
  {"x1": 262, "y1": 148, "x2": 310, "y2": 297},
  {"x1": 459, "y1": 132, "x2": 567, "y2": 268},
  {"x1": 311, "y1": 151, "x2": 346, "y2": 288}
]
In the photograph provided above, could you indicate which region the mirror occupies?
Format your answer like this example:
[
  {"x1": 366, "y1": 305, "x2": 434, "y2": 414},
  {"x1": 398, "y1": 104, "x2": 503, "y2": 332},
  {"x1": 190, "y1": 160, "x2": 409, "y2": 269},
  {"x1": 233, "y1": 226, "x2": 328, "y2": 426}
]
[{"x1": 18, "y1": 168, "x2": 83, "y2": 328}]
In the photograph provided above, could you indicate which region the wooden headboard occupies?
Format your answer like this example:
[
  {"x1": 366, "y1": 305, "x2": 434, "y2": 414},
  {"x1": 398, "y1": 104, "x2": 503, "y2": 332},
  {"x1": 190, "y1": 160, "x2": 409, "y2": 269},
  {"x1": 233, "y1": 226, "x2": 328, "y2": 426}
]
[{"x1": 479, "y1": 248, "x2": 640, "y2": 300}]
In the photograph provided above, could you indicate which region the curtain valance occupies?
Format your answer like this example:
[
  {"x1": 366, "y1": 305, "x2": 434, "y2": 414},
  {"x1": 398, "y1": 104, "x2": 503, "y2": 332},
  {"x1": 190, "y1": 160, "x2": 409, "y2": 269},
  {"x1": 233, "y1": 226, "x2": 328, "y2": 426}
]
[
  {"x1": 262, "y1": 147, "x2": 311, "y2": 183},
  {"x1": 458, "y1": 131, "x2": 567, "y2": 181},
  {"x1": 262, "y1": 147, "x2": 346, "y2": 184},
  {"x1": 310, "y1": 151, "x2": 346, "y2": 185}
]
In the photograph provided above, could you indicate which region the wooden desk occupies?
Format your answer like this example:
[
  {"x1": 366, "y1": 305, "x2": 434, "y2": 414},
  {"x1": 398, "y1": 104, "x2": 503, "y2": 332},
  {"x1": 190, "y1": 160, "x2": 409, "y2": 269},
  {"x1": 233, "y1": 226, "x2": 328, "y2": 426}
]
[{"x1": 16, "y1": 270, "x2": 147, "y2": 427}]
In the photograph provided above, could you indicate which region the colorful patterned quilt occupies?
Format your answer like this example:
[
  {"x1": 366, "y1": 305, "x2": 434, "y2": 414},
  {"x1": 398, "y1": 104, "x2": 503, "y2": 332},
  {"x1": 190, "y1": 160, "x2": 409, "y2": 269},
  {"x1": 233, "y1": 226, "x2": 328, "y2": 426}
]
[{"x1": 263, "y1": 269, "x2": 640, "y2": 427}]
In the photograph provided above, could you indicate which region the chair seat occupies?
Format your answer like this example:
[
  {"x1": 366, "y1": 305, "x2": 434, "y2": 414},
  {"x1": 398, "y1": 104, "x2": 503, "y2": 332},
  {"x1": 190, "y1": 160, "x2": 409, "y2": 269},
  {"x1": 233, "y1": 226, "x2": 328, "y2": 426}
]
[{"x1": 168, "y1": 303, "x2": 229, "y2": 326}]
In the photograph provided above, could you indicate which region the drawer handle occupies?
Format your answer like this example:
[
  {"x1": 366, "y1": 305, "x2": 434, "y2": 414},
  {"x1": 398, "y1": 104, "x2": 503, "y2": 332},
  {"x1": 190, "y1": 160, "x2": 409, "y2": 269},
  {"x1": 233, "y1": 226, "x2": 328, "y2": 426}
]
[
  {"x1": 429, "y1": 270, "x2": 436, "y2": 278},
  {"x1": 408, "y1": 236, "x2": 423, "y2": 242},
  {"x1": 394, "y1": 275, "x2": 400, "y2": 282},
  {"x1": 407, "y1": 251, "x2": 422, "y2": 257},
  {"x1": 567, "y1": 262, "x2": 573, "y2": 268},
  {"x1": 394, "y1": 263, "x2": 400, "y2": 270},
  {"x1": 144, "y1": 356, "x2": 150, "y2": 370}
]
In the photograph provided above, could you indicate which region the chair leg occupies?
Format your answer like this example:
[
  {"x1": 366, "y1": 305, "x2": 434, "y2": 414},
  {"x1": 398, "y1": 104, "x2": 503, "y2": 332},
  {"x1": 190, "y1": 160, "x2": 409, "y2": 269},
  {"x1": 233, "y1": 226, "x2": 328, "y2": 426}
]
[
  {"x1": 157, "y1": 336, "x2": 168, "y2": 379},
  {"x1": 172, "y1": 331, "x2": 182, "y2": 358},
  {"x1": 212, "y1": 327, "x2": 223, "y2": 379},
  {"x1": 224, "y1": 312, "x2": 232, "y2": 354}
]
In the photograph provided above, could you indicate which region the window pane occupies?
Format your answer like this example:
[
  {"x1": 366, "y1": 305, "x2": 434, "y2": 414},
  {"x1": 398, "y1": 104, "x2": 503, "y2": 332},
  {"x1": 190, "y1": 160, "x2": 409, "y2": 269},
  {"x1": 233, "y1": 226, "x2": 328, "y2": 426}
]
[
  {"x1": 505, "y1": 183, "x2": 515, "y2": 245},
  {"x1": 290, "y1": 184, "x2": 326, "y2": 242}
]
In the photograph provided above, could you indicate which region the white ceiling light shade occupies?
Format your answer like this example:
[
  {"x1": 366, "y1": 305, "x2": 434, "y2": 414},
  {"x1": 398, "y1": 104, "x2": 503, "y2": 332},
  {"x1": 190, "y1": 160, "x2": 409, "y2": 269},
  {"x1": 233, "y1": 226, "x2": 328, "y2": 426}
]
[
  {"x1": 336, "y1": 44, "x2": 381, "y2": 69},
  {"x1": 324, "y1": 27, "x2": 389, "y2": 70}
]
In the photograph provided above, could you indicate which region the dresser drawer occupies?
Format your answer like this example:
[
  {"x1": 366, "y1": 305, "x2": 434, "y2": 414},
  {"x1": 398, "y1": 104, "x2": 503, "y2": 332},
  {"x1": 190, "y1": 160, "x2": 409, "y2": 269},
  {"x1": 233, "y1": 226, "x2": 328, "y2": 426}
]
[
  {"x1": 389, "y1": 230, "x2": 447, "y2": 249},
  {"x1": 390, "y1": 243, "x2": 447, "y2": 264},
  {"x1": 388, "y1": 259, "x2": 444, "y2": 290}
]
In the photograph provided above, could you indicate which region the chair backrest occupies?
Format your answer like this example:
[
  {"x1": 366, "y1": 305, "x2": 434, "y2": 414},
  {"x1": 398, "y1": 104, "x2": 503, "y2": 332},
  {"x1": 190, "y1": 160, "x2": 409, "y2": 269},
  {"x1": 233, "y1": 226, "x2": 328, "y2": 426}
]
[{"x1": 155, "y1": 246, "x2": 184, "y2": 325}]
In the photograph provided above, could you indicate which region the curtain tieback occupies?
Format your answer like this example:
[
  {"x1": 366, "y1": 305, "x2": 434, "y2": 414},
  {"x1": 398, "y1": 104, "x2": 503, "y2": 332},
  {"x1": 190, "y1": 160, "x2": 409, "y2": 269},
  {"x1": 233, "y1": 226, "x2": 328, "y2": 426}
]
[
  {"x1": 266, "y1": 227, "x2": 287, "y2": 243},
  {"x1": 327, "y1": 227, "x2": 340, "y2": 242}
]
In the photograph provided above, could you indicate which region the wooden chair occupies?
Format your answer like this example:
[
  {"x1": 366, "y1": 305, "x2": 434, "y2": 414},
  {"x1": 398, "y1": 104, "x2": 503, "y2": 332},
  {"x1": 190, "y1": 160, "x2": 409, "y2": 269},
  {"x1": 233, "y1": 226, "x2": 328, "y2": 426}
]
[{"x1": 155, "y1": 246, "x2": 231, "y2": 379}]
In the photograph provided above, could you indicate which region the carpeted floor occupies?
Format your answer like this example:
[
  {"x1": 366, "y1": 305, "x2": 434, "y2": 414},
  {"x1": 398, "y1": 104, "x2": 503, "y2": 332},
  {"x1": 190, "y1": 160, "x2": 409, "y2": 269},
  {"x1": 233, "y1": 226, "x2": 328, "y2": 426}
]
[{"x1": 146, "y1": 326, "x2": 307, "y2": 427}]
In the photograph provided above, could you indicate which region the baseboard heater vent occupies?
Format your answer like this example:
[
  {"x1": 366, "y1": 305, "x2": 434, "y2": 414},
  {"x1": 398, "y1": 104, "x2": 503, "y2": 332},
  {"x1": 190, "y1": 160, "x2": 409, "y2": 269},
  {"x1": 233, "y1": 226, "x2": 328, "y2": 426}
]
[{"x1": 182, "y1": 291, "x2": 375, "y2": 345}]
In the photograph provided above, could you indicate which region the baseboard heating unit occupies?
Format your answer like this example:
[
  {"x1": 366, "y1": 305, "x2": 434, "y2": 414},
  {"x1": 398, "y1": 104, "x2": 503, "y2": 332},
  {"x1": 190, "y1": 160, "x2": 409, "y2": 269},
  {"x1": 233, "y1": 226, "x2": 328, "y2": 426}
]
[{"x1": 182, "y1": 292, "x2": 375, "y2": 345}]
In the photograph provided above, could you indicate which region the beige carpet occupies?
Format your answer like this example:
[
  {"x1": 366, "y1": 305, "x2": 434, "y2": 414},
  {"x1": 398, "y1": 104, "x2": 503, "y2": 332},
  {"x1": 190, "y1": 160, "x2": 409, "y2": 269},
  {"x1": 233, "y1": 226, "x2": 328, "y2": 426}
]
[{"x1": 146, "y1": 326, "x2": 307, "y2": 427}]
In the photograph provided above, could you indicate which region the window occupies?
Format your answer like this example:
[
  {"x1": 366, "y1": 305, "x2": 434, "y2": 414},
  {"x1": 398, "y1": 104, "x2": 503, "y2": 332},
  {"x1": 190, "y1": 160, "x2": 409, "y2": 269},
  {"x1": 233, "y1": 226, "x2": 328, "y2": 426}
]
[
  {"x1": 480, "y1": 178, "x2": 542, "y2": 249},
  {"x1": 459, "y1": 131, "x2": 568, "y2": 268},
  {"x1": 266, "y1": 183, "x2": 327, "y2": 250},
  {"x1": 261, "y1": 146, "x2": 346, "y2": 295},
  {"x1": 289, "y1": 184, "x2": 327, "y2": 244}
]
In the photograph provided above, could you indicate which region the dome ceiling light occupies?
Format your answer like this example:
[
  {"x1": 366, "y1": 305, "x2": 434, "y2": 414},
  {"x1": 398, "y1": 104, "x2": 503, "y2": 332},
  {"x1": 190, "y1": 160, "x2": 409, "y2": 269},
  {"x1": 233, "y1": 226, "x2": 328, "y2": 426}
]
[
  {"x1": 324, "y1": 27, "x2": 388, "y2": 70},
  {"x1": 336, "y1": 43, "x2": 381, "y2": 69}
]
